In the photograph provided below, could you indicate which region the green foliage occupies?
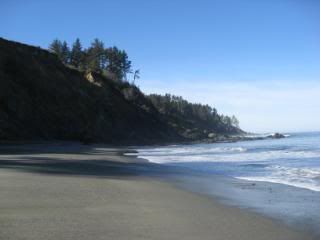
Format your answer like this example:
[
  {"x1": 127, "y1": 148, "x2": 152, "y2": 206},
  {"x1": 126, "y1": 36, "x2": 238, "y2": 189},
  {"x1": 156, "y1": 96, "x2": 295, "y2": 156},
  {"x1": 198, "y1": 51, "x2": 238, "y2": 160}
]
[
  {"x1": 86, "y1": 38, "x2": 106, "y2": 73},
  {"x1": 148, "y1": 94, "x2": 215, "y2": 119},
  {"x1": 48, "y1": 38, "x2": 132, "y2": 81},
  {"x1": 60, "y1": 41, "x2": 70, "y2": 64},
  {"x1": 47, "y1": 38, "x2": 241, "y2": 136},
  {"x1": 231, "y1": 115, "x2": 239, "y2": 128},
  {"x1": 2, "y1": 37, "x2": 242, "y2": 143},
  {"x1": 49, "y1": 39, "x2": 62, "y2": 56},
  {"x1": 220, "y1": 115, "x2": 239, "y2": 128},
  {"x1": 148, "y1": 94, "x2": 240, "y2": 133},
  {"x1": 49, "y1": 39, "x2": 70, "y2": 64},
  {"x1": 105, "y1": 47, "x2": 131, "y2": 80},
  {"x1": 70, "y1": 38, "x2": 83, "y2": 69}
]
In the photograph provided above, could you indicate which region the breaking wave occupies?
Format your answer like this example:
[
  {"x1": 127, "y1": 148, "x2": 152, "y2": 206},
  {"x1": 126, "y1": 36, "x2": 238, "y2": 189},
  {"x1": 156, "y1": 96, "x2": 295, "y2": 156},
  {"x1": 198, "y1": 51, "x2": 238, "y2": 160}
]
[
  {"x1": 238, "y1": 166, "x2": 320, "y2": 192},
  {"x1": 129, "y1": 132, "x2": 320, "y2": 191}
]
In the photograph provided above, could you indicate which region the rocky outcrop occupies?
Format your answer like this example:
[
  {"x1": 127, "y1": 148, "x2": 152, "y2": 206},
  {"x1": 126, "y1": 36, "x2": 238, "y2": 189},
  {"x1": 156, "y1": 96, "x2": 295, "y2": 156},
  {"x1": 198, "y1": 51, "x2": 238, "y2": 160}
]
[{"x1": 267, "y1": 133, "x2": 285, "y2": 139}]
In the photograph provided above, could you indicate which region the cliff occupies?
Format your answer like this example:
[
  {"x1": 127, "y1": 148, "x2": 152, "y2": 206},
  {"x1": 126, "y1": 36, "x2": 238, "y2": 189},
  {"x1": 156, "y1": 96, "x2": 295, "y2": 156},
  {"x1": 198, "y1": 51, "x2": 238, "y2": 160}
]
[{"x1": 0, "y1": 38, "x2": 242, "y2": 144}]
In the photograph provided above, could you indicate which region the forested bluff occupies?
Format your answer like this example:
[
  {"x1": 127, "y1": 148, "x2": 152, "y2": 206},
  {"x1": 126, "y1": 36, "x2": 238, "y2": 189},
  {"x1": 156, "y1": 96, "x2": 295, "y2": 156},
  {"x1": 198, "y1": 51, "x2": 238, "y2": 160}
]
[{"x1": 0, "y1": 37, "x2": 243, "y2": 144}]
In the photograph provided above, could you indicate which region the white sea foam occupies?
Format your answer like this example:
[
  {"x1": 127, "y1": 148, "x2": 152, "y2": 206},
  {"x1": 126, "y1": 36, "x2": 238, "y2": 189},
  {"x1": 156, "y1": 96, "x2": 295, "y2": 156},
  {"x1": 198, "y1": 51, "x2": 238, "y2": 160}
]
[
  {"x1": 238, "y1": 166, "x2": 320, "y2": 192},
  {"x1": 244, "y1": 133, "x2": 290, "y2": 139},
  {"x1": 132, "y1": 147, "x2": 320, "y2": 164},
  {"x1": 244, "y1": 133, "x2": 291, "y2": 139},
  {"x1": 134, "y1": 146, "x2": 247, "y2": 155},
  {"x1": 129, "y1": 134, "x2": 320, "y2": 192}
]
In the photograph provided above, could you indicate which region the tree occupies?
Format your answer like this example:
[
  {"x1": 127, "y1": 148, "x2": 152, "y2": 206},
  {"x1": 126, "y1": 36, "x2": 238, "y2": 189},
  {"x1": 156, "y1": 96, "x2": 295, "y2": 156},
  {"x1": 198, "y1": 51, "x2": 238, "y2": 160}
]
[
  {"x1": 133, "y1": 69, "x2": 140, "y2": 83},
  {"x1": 48, "y1": 38, "x2": 133, "y2": 81},
  {"x1": 221, "y1": 115, "x2": 232, "y2": 126},
  {"x1": 49, "y1": 39, "x2": 63, "y2": 59},
  {"x1": 147, "y1": 93, "x2": 240, "y2": 134},
  {"x1": 60, "y1": 41, "x2": 70, "y2": 64},
  {"x1": 119, "y1": 50, "x2": 132, "y2": 80},
  {"x1": 105, "y1": 47, "x2": 132, "y2": 81},
  {"x1": 70, "y1": 38, "x2": 83, "y2": 69},
  {"x1": 231, "y1": 115, "x2": 240, "y2": 128},
  {"x1": 86, "y1": 38, "x2": 106, "y2": 73},
  {"x1": 105, "y1": 47, "x2": 123, "y2": 80},
  {"x1": 49, "y1": 39, "x2": 70, "y2": 64}
]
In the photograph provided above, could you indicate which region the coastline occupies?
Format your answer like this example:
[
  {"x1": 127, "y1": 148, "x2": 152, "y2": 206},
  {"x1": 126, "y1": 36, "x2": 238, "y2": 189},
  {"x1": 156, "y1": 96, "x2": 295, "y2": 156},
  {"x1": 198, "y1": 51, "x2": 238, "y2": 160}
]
[
  {"x1": 167, "y1": 170, "x2": 320, "y2": 236},
  {"x1": 0, "y1": 143, "x2": 315, "y2": 240},
  {"x1": 0, "y1": 131, "x2": 279, "y2": 147}
]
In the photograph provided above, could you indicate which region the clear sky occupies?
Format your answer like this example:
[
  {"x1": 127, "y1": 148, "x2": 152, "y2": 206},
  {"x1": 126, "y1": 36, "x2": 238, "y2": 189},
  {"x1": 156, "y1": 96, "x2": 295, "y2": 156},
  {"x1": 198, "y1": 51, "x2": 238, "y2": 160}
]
[{"x1": 1, "y1": 0, "x2": 320, "y2": 133}]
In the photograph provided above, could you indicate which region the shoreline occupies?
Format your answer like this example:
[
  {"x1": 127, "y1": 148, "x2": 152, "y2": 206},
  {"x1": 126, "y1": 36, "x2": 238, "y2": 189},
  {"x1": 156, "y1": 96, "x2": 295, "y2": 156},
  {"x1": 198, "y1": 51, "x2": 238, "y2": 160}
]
[
  {"x1": 0, "y1": 143, "x2": 316, "y2": 240},
  {"x1": 166, "y1": 171, "x2": 320, "y2": 237},
  {"x1": 131, "y1": 138, "x2": 320, "y2": 237},
  {"x1": 0, "y1": 131, "x2": 285, "y2": 148}
]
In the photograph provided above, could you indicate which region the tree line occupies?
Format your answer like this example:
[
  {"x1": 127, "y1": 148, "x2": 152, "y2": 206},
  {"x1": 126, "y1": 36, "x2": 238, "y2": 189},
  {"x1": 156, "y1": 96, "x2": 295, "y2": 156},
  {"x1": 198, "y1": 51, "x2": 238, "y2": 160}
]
[
  {"x1": 148, "y1": 94, "x2": 240, "y2": 129},
  {"x1": 48, "y1": 38, "x2": 240, "y2": 131},
  {"x1": 49, "y1": 38, "x2": 138, "y2": 81}
]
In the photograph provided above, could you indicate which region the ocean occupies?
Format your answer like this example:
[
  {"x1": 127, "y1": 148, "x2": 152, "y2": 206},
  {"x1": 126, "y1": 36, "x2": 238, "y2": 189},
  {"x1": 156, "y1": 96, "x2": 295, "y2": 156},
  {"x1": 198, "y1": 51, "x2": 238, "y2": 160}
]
[{"x1": 130, "y1": 132, "x2": 320, "y2": 235}]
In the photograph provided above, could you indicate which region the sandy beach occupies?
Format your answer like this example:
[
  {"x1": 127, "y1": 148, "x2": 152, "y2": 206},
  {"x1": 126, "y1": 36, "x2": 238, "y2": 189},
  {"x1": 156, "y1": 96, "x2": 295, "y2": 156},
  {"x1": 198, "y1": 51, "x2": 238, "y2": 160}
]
[{"x1": 0, "y1": 143, "x2": 315, "y2": 240}]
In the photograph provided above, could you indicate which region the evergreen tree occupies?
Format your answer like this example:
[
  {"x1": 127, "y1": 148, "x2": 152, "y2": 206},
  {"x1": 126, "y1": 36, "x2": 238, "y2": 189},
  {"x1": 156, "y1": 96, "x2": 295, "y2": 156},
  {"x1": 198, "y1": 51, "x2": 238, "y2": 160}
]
[
  {"x1": 105, "y1": 47, "x2": 132, "y2": 80},
  {"x1": 86, "y1": 38, "x2": 106, "y2": 72},
  {"x1": 49, "y1": 39, "x2": 69, "y2": 64},
  {"x1": 49, "y1": 38, "x2": 132, "y2": 81},
  {"x1": 231, "y1": 115, "x2": 240, "y2": 128},
  {"x1": 148, "y1": 93, "x2": 239, "y2": 133},
  {"x1": 49, "y1": 39, "x2": 63, "y2": 59},
  {"x1": 120, "y1": 50, "x2": 132, "y2": 80},
  {"x1": 105, "y1": 46, "x2": 121, "y2": 79},
  {"x1": 70, "y1": 38, "x2": 83, "y2": 69},
  {"x1": 60, "y1": 41, "x2": 70, "y2": 64}
]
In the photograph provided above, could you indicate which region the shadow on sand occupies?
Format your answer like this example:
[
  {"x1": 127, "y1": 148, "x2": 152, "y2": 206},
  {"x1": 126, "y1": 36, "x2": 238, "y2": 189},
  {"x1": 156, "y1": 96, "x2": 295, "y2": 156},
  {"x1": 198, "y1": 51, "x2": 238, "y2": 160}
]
[{"x1": 0, "y1": 143, "x2": 182, "y2": 179}]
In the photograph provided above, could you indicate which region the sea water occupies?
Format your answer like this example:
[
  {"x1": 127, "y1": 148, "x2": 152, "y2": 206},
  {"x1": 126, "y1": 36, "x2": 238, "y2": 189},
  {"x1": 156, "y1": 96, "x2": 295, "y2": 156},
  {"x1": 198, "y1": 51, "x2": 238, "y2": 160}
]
[
  {"x1": 131, "y1": 132, "x2": 320, "y2": 235},
  {"x1": 136, "y1": 132, "x2": 320, "y2": 192}
]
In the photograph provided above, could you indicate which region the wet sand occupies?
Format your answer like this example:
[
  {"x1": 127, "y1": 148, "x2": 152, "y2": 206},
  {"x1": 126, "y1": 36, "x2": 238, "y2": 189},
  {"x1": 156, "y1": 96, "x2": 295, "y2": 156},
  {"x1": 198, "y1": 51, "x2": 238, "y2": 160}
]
[{"x1": 0, "y1": 143, "x2": 315, "y2": 240}]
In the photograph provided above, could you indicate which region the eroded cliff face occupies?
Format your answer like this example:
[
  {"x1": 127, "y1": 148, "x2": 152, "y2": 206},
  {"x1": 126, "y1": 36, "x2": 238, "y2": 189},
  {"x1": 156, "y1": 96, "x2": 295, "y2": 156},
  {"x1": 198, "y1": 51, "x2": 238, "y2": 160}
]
[
  {"x1": 0, "y1": 38, "x2": 243, "y2": 144},
  {"x1": 0, "y1": 38, "x2": 181, "y2": 144}
]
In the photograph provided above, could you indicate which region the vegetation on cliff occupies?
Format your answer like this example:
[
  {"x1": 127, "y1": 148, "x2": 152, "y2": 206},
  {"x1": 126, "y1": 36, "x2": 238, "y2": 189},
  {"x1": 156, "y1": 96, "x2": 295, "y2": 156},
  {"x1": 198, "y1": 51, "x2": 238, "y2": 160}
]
[
  {"x1": 0, "y1": 37, "x2": 242, "y2": 144},
  {"x1": 49, "y1": 38, "x2": 133, "y2": 81}
]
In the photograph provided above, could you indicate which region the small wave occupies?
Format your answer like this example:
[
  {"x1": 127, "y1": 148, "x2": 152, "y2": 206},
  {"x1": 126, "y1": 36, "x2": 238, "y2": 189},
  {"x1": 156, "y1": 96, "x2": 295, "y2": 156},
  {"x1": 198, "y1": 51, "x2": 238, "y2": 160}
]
[
  {"x1": 244, "y1": 133, "x2": 290, "y2": 138},
  {"x1": 267, "y1": 165, "x2": 320, "y2": 178},
  {"x1": 127, "y1": 146, "x2": 247, "y2": 157},
  {"x1": 132, "y1": 148, "x2": 320, "y2": 164},
  {"x1": 238, "y1": 166, "x2": 320, "y2": 192}
]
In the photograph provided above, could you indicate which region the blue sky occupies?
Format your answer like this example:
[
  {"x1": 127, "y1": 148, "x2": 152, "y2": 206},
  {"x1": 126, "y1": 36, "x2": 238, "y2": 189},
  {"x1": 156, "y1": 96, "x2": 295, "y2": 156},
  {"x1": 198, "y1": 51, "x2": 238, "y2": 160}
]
[{"x1": 1, "y1": 0, "x2": 320, "y2": 132}]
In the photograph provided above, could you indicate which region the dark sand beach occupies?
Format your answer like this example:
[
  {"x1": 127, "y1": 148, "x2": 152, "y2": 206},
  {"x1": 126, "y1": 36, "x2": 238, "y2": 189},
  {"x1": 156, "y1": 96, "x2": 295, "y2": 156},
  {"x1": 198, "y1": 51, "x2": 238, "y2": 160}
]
[{"x1": 0, "y1": 143, "x2": 315, "y2": 240}]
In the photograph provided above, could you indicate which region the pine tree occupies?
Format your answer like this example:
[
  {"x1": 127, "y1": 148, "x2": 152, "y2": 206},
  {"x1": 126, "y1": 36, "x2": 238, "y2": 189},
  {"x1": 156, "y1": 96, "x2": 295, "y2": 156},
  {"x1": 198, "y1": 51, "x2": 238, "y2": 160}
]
[
  {"x1": 49, "y1": 38, "x2": 132, "y2": 81},
  {"x1": 105, "y1": 47, "x2": 132, "y2": 80},
  {"x1": 60, "y1": 41, "x2": 70, "y2": 64},
  {"x1": 70, "y1": 38, "x2": 83, "y2": 69},
  {"x1": 231, "y1": 115, "x2": 240, "y2": 128},
  {"x1": 86, "y1": 38, "x2": 105, "y2": 73},
  {"x1": 48, "y1": 39, "x2": 70, "y2": 64},
  {"x1": 120, "y1": 50, "x2": 132, "y2": 80},
  {"x1": 105, "y1": 46, "x2": 121, "y2": 79},
  {"x1": 49, "y1": 39, "x2": 63, "y2": 59}
]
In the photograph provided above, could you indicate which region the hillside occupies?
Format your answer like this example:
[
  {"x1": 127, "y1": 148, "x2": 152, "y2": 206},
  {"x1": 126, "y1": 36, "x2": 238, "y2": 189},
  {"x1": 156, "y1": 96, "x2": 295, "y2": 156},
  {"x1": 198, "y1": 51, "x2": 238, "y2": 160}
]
[{"x1": 0, "y1": 38, "x2": 242, "y2": 144}]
